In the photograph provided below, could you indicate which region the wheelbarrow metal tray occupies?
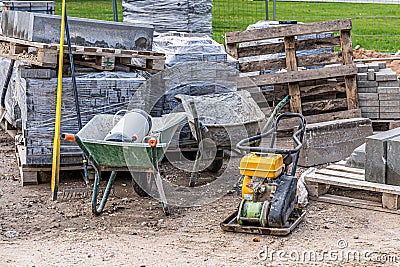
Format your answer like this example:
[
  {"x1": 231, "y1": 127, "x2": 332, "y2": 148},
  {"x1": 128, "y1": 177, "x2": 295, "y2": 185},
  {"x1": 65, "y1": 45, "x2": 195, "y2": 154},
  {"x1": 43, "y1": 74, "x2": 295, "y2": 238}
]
[
  {"x1": 176, "y1": 91, "x2": 265, "y2": 147},
  {"x1": 75, "y1": 113, "x2": 185, "y2": 170}
]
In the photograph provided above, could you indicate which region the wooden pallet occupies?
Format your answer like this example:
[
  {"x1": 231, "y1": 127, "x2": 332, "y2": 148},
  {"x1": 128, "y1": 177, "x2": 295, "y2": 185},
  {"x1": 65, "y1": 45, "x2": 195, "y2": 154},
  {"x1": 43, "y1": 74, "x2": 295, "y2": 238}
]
[
  {"x1": 305, "y1": 161, "x2": 400, "y2": 214},
  {"x1": 16, "y1": 145, "x2": 92, "y2": 186},
  {"x1": 0, "y1": 35, "x2": 166, "y2": 72},
  {"x1": 226, "y1": 19, "x2": 359, "y2": 120}
]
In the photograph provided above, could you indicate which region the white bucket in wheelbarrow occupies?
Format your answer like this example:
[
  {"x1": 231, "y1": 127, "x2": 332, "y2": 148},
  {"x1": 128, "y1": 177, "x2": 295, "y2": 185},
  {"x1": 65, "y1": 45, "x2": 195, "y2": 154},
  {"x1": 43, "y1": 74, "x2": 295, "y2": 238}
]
[{"x1": 175, "y1": 91, "x2": 265, "y2": 147}]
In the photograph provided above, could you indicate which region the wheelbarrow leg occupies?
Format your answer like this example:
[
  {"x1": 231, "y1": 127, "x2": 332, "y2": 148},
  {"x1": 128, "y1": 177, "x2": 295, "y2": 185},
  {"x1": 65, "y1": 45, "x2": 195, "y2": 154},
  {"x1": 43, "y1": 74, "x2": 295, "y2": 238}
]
[
  {"x1": 189, "y1": 100, "x2": 203, "y2": 187},
  {"x1": 151, "y1": 146, "x2": 169, "y2": 215},
  {"x1": 92, "y1": 170, "x2": 117, "y2": 215}
]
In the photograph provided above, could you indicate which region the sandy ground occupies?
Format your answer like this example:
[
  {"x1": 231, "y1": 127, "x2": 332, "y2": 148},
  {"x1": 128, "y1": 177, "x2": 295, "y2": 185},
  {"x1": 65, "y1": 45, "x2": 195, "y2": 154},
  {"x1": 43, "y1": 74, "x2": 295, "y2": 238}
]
[{"x1": 1, "y1": 129, "x2": 400, "y2": 267}]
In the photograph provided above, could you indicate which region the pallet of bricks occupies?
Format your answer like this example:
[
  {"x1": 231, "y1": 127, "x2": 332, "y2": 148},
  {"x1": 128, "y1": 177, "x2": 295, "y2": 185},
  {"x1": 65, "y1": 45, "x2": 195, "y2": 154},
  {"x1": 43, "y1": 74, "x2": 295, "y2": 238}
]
[
  {"x1": 225, "y1": 19, "x2": 361, "y2": 125},
  {"x1": 0, "y1": 10, "x2": 166, "y2": 185},
  {"x1": 356, "y1": 61, "x2": 400, "y2": 130}
]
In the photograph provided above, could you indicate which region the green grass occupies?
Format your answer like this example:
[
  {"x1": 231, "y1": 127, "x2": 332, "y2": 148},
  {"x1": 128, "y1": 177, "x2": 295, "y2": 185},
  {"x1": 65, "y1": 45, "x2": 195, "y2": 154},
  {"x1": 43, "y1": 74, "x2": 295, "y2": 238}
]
[{"x1": 52, "y1": 0, "x2": 400, "y2": 52}]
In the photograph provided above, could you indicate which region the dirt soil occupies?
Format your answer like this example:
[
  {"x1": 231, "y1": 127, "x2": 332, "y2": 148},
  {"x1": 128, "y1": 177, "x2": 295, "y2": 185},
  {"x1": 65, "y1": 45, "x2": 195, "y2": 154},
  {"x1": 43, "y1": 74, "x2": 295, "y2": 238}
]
[{"x1": 1, "y1": 129, "x2": 400, "y2": 267}]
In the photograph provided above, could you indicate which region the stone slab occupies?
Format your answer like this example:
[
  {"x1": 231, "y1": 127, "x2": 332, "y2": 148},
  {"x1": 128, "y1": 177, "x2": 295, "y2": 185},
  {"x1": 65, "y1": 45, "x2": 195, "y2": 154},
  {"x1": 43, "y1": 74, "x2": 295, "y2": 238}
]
[
  {"x1": 298, "y1": 118, "x2": 373, "y2": 167},
  {"x1": 378, "y1": 62, "x2": 387, "y2": 69},
  {"x1": 377, "y1": 87, "x2": 400, "y2": 94},
  {"x1": 379, "y1": 94, "x2": 400, "y2": 101},
  {"x1": 365, "y1": 127, "x2": 400, "y2": 183},
  {"x1": 357, "y1": 73, "x2": 367, "y2": 81},
  {"x1": 346, "y1": 143, "x2": 366, "y2": 169},
  {"x1": 358, "y1": 87, "x2": 377, "y2": 93},
  {"x1": 366, "y1": 63, "x2": 380, "y2": 72},
  {"x1": 358, "y1": 100, "x2": 379, "y2": 106},
  {"x1": 380, "y1": 106, "x2": 400, "y2": 113},
  {"x1": 361, "y1": 112, "x2": 379, "y2": 119},
  {"x1": 379, "y1": 100, "x2": 400, "y2": 107},
  {"x1": 367, "y1": 69, "x2": 375, "y2": 81},
  {"x1": 20, "y1": 68, "x2": 56, "y2": 79},
  {"x1": 358, "y1": 93, "x2": 378, "y2": 100},
  {"x1": 387, "y1": 136, "x2": 400, "y2": 186},
  {"x1": 1, "y1": 10, "x2": 154, "y2": 50},
  {"x1": 380, "y1": 113, "x2": 400, "y2": 119},
  {"x1": 357, "y1": 80, "x2": 378, "y2": 88},
  {"x1": 378, "y1": 81, "x2": 399, "y2": 87},
  {"x1": 375, "y1": 72, "x2": 398, "y2": 82},
  {"x1": 356, "y1": 64, "x2": 368, "y2": 73},
  {"x1": 360, "y1": 106, "x2": 379, "y2": 113}
]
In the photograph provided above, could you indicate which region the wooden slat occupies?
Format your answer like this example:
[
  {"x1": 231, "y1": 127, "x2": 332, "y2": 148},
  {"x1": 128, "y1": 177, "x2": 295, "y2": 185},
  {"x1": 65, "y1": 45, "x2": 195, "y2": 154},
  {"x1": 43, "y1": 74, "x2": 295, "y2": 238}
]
[
  {"x1": 340, "y1": 29, "x2": 358, "y2": 110},
  {"x1": 301, "y1": 82, "x2": 346, "y2": 97},
  {"x1": 238, "y1": 64, "x2": 357, "y2": 88},
  {"x1": 316, "y1": 168, "x2": 364, "y2": 181},
  {"x1": 305, "y1": 172, "x2": 400, "y2": 195},
  {"x1": 302, "y1": 98, "x2": 347, "y2": 113},
  {"x1": 285, "y1": 36, "x2": 302, "y2": 114},
  {"x1": 325, "y1": 164, "x2": 365, "y2": 176},
  {"x1": 238, "y1": 36, "x2": 341, "y2": 58},
  {"x1": 239, "y1": 52, "x2": 343, "y2": 73},
  {"x1": 263, "y1": 81, "x2": 346, "y2": 100},
  {"x1": 226, "y1": 19, "x2": 352, "y2": 45},
  {"x1": 316, "y1": 194, "x2": 400, "y2": 215}
]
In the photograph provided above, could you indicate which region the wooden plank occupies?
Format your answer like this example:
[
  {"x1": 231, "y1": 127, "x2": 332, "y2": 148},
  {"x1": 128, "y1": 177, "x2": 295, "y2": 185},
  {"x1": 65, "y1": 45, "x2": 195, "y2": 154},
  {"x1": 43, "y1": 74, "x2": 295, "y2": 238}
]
[
  {"x1": 301, "y1": 82, "x2": 346, "y2": 97},
  {"x1": 302, "y1": 98, "x2": 347, "y2": 114},
  {"x1": 305, "y1": 172, "x2": 400, "y2": 195},
  {"x1": 239, "y1": 52, "x2": 343, "y2": 73},
  {"x1": 340, "y1": 29, "x2": 358, "y2": 110},
  {"x1": 382, "y1": 193, "x2": 400, "y2": 210},
  {"x1": 325, "y1": 164, "x2": 365, "y2": 176},
  {"x1": 316, "y1": 194, "x2": 400, "y2": 215},
  {"x1": 226, "y1": 19, "x2": 352, "y2": 45},
  {"x1": 237, "y1": 36, "x2": 341, "y2": 58},
  {"x1": 225, "y1": 43, "x2": 238, "y2": 59},
  {"x1": 316, "y1": 168, "x2": 365, "y2": 181},
  {"x1": 284, "y1": 36, "x2": 302, "y2": 114},
  {"x1": 238, "y1": 64, "x2": 357, "y2": 89}
]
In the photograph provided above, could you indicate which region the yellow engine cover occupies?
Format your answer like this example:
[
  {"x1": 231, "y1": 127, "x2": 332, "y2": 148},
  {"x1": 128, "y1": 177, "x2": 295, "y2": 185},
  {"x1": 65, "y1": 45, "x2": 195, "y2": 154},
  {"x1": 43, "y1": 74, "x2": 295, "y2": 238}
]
[{"x1": 239, "y1": 153, "x2": 284, "y2": 178}]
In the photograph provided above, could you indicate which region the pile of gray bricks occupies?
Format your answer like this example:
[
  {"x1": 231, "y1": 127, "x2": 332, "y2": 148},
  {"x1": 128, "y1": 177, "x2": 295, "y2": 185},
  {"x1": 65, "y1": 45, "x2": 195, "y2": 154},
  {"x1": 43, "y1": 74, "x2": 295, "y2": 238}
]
[{"x1": 356, "y1": 62, "x2": 400, "y2": 119}]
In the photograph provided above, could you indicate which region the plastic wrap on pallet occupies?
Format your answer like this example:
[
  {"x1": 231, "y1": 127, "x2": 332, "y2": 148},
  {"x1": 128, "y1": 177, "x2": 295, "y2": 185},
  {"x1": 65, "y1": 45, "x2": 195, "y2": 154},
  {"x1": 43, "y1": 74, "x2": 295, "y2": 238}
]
[
  {"x1": 153, "y1": 32, "x2": 238, "y2": 68},
  {"x1": 11, "y1": 70, "x2": 146, "y2": 164},
  {"x1": 122, "y1": 0, "x2": 212, "y2": 36},
  {"x1": 0, "y1": 57, "x2": 22, "y2": 128}
]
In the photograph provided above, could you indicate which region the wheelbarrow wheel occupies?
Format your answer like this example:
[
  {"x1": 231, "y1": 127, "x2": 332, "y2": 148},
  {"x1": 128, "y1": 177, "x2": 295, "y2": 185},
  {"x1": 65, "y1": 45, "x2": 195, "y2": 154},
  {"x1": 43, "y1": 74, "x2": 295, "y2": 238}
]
[
  {"x1": 206, "y1": 150, "x2": 224, "y2": 173},
  {"x1": 132, "y1": 172, "x2": 153, "y2": 197}
]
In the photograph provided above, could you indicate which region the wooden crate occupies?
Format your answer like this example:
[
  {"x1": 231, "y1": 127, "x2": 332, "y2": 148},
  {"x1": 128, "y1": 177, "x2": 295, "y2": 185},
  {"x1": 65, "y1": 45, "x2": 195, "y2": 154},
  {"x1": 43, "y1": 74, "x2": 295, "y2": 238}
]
[
  {"x1": 0, "y1": 35, "x2": 166, "y2": 72},
  {"x1": 305, "y1": 161, "x2": 400, "y2": 214},
  {"x1": 226, "y1": 19, "x2": 359, "y2": 119}
]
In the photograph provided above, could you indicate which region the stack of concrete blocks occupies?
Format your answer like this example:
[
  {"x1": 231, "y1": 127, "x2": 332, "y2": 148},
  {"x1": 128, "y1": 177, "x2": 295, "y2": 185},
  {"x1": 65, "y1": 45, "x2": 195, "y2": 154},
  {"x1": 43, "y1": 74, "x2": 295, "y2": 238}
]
[
  {"x1": 298, "y1": 118, "x2": 373, "y2": 167},
  {"x1": 5, "y1": 66, "x2": 146, "y2": 165},
  {"x1": 356, "y1": 62, "x2": 400, "y2": 119},
  {"x1": 1, "y1": 10, "x2": 154, "y2": 51},
  {"x1": 153, "y1": 32, "x2": 238, "y2": 68},
  {"x1": 122, "y1": 0, "x2": 212, "y2": 36}
]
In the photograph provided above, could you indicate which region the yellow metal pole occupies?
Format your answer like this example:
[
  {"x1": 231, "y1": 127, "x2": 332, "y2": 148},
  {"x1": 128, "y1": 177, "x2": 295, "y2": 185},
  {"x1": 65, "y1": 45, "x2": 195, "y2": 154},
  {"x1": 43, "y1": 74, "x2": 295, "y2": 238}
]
[{"x1": 51, "y1": 0, "x2": 66, "y2": 200}]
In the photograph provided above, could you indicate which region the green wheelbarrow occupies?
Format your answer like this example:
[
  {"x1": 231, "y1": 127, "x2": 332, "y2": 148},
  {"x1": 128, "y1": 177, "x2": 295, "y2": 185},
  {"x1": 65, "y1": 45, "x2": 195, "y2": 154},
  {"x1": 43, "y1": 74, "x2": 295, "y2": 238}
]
[{"x1": 63, "y1": 112, "x2": 187, "y2": 216}]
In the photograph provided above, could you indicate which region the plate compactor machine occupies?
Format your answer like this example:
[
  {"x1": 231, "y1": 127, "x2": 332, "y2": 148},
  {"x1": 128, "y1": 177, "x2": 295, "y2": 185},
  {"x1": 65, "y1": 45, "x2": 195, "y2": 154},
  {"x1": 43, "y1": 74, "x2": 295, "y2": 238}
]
[{"x1": 221, "y1": 112, "x2": 306, "y2": 235}]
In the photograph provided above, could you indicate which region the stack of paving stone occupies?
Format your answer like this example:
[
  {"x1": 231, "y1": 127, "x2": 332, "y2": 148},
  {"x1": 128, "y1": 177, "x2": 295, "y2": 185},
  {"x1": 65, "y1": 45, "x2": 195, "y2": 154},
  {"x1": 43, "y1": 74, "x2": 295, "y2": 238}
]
[
  {"x1": 153, "y1": 32, "x2": 237, "y2": 68},
  {"x1": 356, "y1": 62, "x2": 400, "y2": 119},
  {"x1": 0, "y1": 11, "x2": 153, "y2": 166}
]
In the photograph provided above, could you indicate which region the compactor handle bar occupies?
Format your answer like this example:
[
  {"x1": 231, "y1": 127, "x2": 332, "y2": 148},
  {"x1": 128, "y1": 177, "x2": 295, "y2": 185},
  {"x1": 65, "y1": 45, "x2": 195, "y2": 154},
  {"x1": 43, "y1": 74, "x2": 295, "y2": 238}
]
[{"x1": 236, "y1": 112, "x2": 306, "y2": 155}]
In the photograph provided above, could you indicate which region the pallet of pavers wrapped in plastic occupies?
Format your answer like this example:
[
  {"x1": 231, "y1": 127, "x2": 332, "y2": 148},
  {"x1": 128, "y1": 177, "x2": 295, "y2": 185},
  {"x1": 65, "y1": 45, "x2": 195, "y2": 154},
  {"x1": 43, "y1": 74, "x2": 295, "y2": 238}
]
[{"x1": 0, "y1": 57, "x2": 147, "y2": 184}]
